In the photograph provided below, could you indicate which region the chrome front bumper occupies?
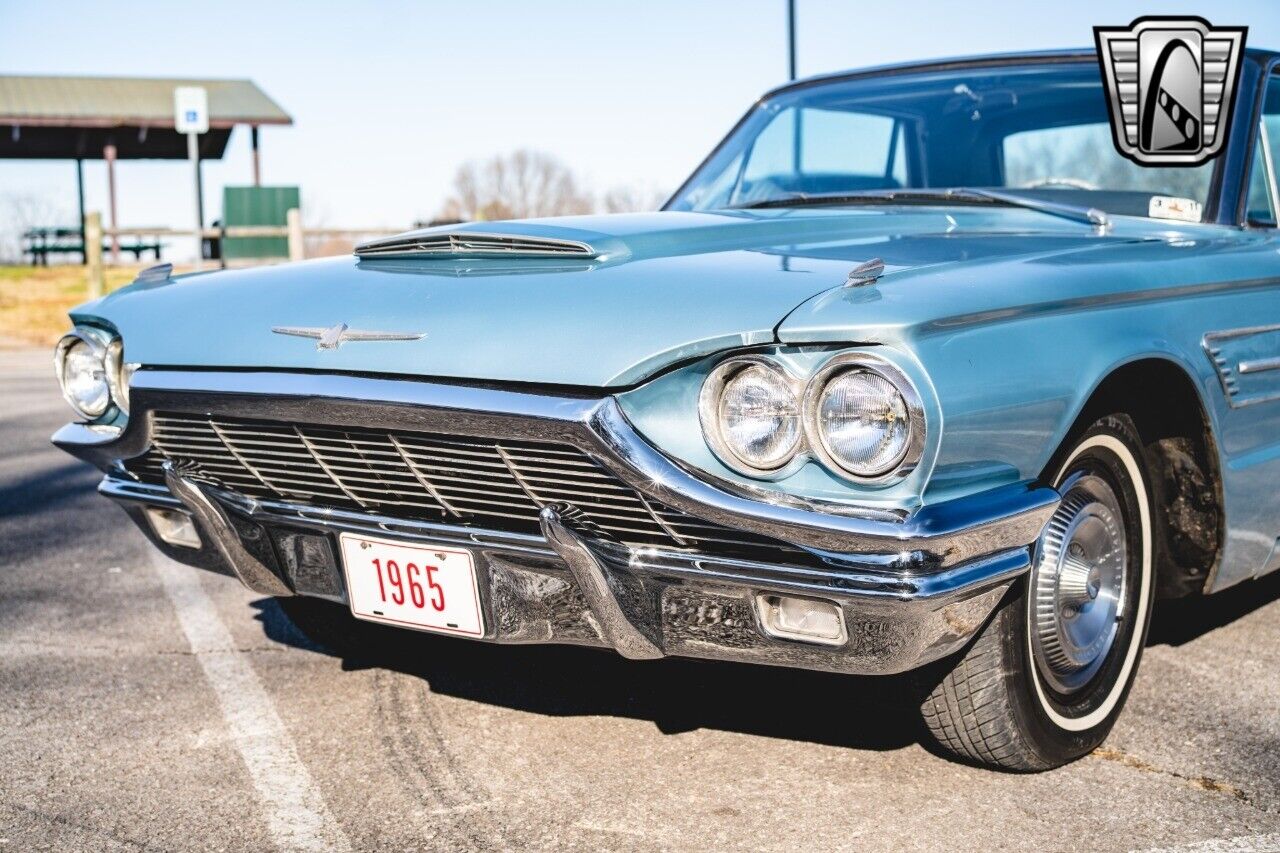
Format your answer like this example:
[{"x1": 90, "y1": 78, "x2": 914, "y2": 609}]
[{"x1": 58, "y1": 369, "x2": 1061, "y2": 676}]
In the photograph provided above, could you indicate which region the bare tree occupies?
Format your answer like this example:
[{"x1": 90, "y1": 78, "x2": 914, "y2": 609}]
[
  {"x1": 437, "y1": 150, "x2": 594, "y2": 222},
  {"x1": 0, "y1": 193, "x2": 71, "y2": 263},
  {"x1": 601, "y1": 184, "x2": 670, "y2": 213}
]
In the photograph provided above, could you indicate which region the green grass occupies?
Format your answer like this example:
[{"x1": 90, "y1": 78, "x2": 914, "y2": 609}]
[{"x1": 0, "y1": 266, "x2": 146, "y2": 347}]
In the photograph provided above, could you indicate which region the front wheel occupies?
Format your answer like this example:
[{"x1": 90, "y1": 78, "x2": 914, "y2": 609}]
[{"x1": 920, "y1": 414, "x2": 1155, "y2": 770}]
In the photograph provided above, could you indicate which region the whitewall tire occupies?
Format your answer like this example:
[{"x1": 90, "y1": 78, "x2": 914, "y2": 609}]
[{"x1": 920, "y1": 414, "x2": 1156, "y2": 770}]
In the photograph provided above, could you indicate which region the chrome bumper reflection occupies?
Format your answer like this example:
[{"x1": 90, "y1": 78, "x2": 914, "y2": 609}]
[
  {"x1": 101, "y1": 475, "x2": 1027, "y2": 675},
  {"x1": 56, "y1": 368, "x2": 1064, "y2": 675}
]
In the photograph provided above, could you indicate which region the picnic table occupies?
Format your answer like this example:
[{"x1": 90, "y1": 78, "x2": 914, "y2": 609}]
[{"x1": 23, "y1": 227, "x2": 162, "y2": 266}]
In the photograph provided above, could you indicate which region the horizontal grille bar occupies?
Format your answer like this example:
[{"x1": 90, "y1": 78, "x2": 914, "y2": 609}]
[{"x1": 123, "y1": 412, "x2": 807, "y2": 563}]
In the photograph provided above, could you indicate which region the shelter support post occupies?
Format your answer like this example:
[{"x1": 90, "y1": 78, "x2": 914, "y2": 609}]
[
  {"x1": 286, "y1": 208, "x2": 304, "y2": 262},
  {"x1": 85, "y1": 212, "x2": 104, "y2": 299},
  {"x1": 187, "y1": 132, "x2": 203, "y2": 272},
  {"x1": 251, "y1": 125, "x2": 261, "y2": 186},
  {"x1": 75, "y1": 159, "x2": 86, "y2": 265},
  {"x1": 103, "y1": 144, "x2": 119, "y2": 265}
]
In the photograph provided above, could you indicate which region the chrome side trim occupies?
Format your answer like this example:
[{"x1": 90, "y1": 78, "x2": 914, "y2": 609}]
[
  {"x1": 1238, "y1": 355, "x2": 1280, "y2": 375},
  {"x1": 923, "y1": 276, "x2": 1280, "y2": 334},
  {"x1": 68, "y1": 369, "x2": 1058, "y2": 567},
  {"x1": 1203, "y1": 324, "x2": 1280, "y2": 408}
]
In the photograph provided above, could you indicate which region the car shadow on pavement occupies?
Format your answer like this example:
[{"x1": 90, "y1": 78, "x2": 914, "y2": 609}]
[
  {"x1": 247, "y1": 562, "x2": 1280, "y2": 754},
  {"x1": 1148, "y1": 568, "x2": 1280, "y2": 647},
  {"x1": 251, "y1": 597, "x2": 925, "y2": 753}
]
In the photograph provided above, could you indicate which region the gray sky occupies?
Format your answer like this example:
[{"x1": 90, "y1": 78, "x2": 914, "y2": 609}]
[{"x1": 2, "y1": 0, "x2": 1276, "y2": 249}]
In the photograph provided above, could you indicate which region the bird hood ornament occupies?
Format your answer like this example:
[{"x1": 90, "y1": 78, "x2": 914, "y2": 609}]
[{"x1": 272, "y1": 323, "x2": 426, "y2": 351}]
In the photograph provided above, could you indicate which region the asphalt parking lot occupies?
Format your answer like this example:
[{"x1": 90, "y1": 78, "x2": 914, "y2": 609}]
[{"x1": 1, "y1": 347, "x2": 1278, "y2": 853}]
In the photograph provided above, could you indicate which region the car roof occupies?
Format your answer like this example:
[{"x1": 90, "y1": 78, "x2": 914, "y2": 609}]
[{"x1": 765, "y1": 46, "x2": 1280, "y2": 100}]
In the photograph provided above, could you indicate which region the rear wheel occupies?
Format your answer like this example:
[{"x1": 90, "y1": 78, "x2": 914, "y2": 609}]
[{"x1": 920, "y1": 414, "x2": 1155, "y2": 770}]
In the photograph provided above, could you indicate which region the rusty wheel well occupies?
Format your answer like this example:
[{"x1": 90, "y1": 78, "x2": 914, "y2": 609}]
[{"x1": 1052, "y1": 358, "x2": 1224, "y2": 599}]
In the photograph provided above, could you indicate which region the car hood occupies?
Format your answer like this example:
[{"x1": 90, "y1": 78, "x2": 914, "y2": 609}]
[{"x1": 82, "y1": 208, "x2": 1158, "y2": 388}]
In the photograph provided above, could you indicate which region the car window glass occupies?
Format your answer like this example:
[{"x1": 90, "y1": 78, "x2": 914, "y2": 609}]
[
  {"x1": 798, "y1": 108, "x2": 897, "y2": 176},
  {"x1": 680, "y1": 150, "x2": 745, "y2": 211},
  {"x1": 1003, "y1": 122, "x2": 1212, "y2": 208},
  {"x1": 734, "y1": 106, "x2": 899, "y2": 204},
  {"x1": 1244, "y1": 71, "x2": 1280, "y2": 226},
  {"x1": 742, "y1": 108, "x2": 796, "y2": 183},
  {"x1": 668, "y1": 63, "x2": 1221, "y2": 219}
]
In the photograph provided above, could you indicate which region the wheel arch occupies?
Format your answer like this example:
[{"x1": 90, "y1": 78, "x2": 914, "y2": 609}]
[{"x1": 1045, "y1": 354, "x2": 1225, "y2": 598}]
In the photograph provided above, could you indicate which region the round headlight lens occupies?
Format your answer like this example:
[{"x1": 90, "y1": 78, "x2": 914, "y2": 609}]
[
  {"x1": 56, "y1": 336, "x2": 110, "y2": 418},
  {"x1": 715, "y1": 364, "x2": 802, "y2": 471},
  {"x1": 815, "y1": 369, "x2": 911, "y2": 477}
]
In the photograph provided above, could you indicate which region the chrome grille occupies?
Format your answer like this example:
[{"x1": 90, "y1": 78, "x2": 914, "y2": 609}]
[{"x1": 123, "y1": 413, "x2": 804, "y2": 560}]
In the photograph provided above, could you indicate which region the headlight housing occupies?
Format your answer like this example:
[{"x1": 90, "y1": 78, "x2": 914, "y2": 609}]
[
  {"x1": 104, "y1": 337, "x2": 135, "y2": 415},
  {"x1": 54, "y1": 330, "x2": 112, "y2": 419},
  {"x1": 699, "y1": 351, "x2": 925, "y2": 484},
  {"x1": 698, "y1": 357, "x2": 803, "y2": 476},
  {"x1": 802, "y1": 353, "x2": 924, "y2": 482}
]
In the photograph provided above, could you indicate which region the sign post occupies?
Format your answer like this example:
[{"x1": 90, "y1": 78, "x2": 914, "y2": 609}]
[{"x1": 174, "y1": 86, "x2": 209, "y2": 270}]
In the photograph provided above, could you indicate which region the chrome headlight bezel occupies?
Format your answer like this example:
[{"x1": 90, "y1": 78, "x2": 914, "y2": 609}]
[
  {"x1": 54, "y1": 329, "x2": 112, "y2": 420},
  {"x1": 103, "y1": 337, "x2": 136, "y2": 416},
  {"x1": 697, "y1": 355, "x2": 805, "y2": 479},
  {"x1": 697, "y1": 350, "x2": 927, "y2": 485},
  {"x1": 801, "y1": 352, "x2": 925, "y2": 483}
]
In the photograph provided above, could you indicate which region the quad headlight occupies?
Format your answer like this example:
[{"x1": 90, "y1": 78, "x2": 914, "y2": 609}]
[
  {"x1": 54, "y1": 330, "x2": 127, "y2": 420},
  {"x1": 699, "y1": 358, "x2": 802, "y2": 475},
  {"x1": 699, "y1": 351, "x2": 924, "y2": 483}
]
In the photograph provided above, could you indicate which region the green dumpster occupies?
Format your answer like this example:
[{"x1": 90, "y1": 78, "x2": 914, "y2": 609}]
[{"x1": 221, "y1": 186, "x2": 299, "y2": 261}]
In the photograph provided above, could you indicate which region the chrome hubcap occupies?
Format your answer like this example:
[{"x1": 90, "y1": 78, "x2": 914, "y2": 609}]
[{"x1": 1031, "y1": 474, "x2": 1128, "y2": 694}]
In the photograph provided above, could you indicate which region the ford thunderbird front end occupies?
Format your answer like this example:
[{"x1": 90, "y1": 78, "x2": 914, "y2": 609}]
[{"x1": 52, "y1": 47, "x2": 1280, "y2": 770}]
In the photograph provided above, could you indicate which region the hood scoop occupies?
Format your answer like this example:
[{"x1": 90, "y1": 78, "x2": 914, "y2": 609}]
[{"x1": 355, "y1": 230, "x2": 598, "y2": 259}]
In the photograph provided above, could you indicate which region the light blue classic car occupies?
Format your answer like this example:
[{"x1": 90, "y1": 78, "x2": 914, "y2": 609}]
[{"x1": 54, "y1": 48, "x2": 1280, "y2": 770}]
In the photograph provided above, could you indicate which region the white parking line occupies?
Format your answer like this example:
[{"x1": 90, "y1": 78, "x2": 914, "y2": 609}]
[
  {"x1": 1135, "y1": 833, "x2": 1280, "y2": 853},
  {"x1": 151, "y1": 553, "x2": 351, "y2": 852}
]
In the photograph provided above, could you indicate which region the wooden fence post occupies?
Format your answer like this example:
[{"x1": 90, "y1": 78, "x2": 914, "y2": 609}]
[
  {"x1": 286, "y1": 208, "x2": 304, "y2": 262},
  {"x1": 85, "y1": 212, "x2": 105, "y2": 299}
]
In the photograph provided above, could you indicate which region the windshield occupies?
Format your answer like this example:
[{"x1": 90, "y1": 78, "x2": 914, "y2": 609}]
[{"x1": 667, "y1": 61, "x2": 1214, "y2": 220}]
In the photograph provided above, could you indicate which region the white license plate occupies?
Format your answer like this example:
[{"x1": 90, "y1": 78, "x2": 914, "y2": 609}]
[{"x1": 338, "y1": 533, "x2": 484, "y2": 637}]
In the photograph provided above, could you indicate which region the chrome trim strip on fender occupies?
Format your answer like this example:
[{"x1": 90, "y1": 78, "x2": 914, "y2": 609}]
[
  {"x1": 1203, "y1": 324, "x2": 1280, "y2": 408},
  {"x1": 1238, "y1": 355, "x2": 1280, "y2": 374}
]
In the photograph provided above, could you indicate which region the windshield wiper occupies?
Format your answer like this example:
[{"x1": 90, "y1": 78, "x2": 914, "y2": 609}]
[
  {"x1": 729, "y1": 190, "x2": 984, "y2": 211},
  {"x1": 728, "y1": 187, "x2": 1111, "y2": 228},
  {"x1": 949, "y1": 188, "x2": 1111, "y2": 229},
  {"x1": 732, "y1": 185, "x2": 1111, "y2": 227}
]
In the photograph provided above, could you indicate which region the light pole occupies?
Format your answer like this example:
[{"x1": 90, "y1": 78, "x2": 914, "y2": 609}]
[{"x1": 787, "y1": 0, "x2": 797, "y2": 80}]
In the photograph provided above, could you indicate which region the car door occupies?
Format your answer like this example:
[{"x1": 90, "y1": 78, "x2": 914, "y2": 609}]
[{"x1": 1207, "y1": 63, "x2": 1280, "y2": 586}]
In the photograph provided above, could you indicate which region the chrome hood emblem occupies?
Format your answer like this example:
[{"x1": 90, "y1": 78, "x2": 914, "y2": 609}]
[{"x1": 272, "y1": 323, "x2": 425, "y2": 351}]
